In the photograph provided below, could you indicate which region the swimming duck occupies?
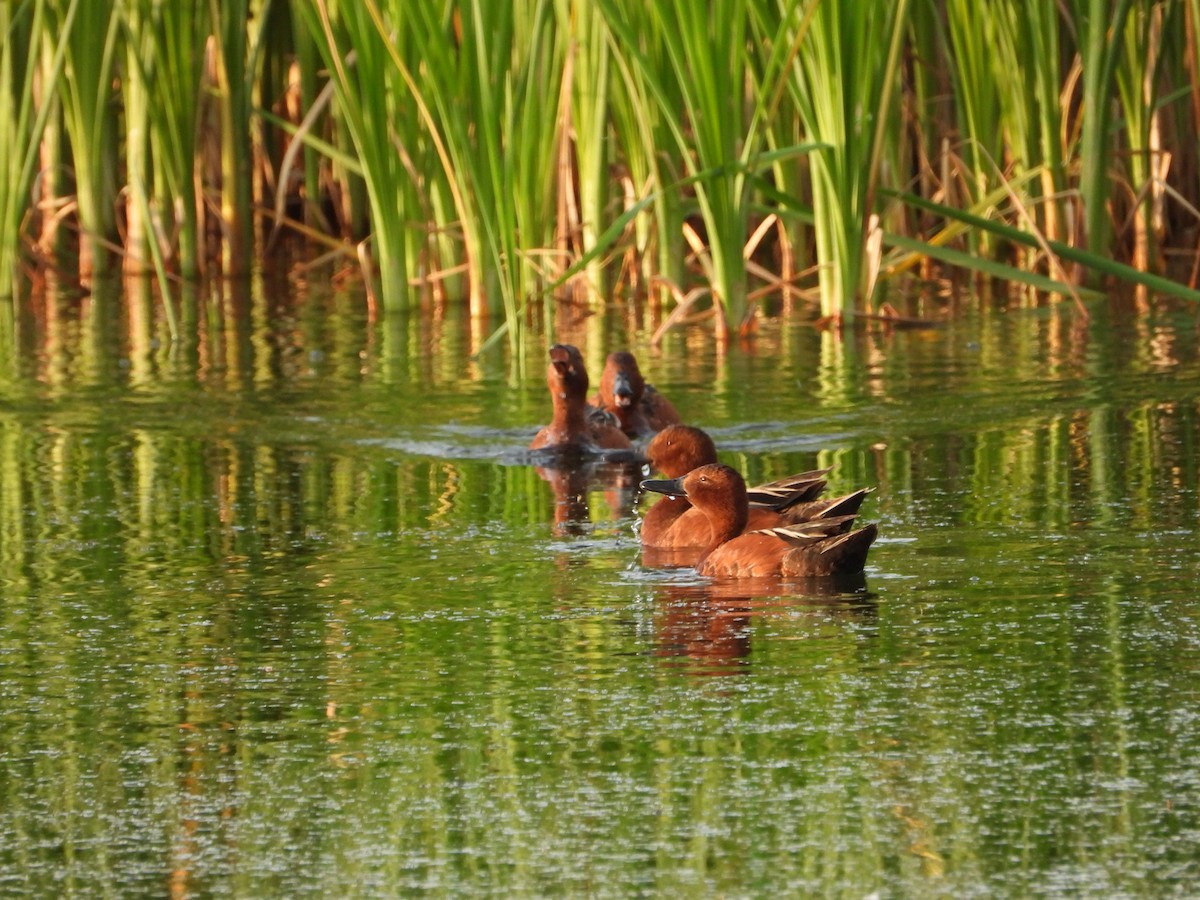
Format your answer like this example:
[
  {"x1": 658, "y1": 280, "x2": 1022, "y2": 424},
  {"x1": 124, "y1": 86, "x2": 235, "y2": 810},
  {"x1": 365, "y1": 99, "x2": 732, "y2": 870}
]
[
  {"x1": 641, "y1": 464, "x2": 878, "y2": 578},
  {"x1": 531, "y1": 344, "x2": 633, "y2": 454},
  {"x1": 642, "y1": 424, "x2": 870, "y2": 549},
  {"x1": 591, "y1": 351, "x2": 682, "y2": 439}
]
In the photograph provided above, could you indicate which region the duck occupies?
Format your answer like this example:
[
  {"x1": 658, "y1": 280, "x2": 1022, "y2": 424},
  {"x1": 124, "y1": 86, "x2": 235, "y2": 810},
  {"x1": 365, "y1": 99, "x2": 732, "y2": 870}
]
[
  {"x1": 530, "y1": 344, "x2": 633, "y2": 455},
  {"x1": 640, "y1": 463, "x2": 878, "y2": 578},
  {"x1": 591, "y1": 351, "x2": 682, "y2": 439},
  {"x1": 641, "y1": 424, "x2": 870, "y2": 549}
]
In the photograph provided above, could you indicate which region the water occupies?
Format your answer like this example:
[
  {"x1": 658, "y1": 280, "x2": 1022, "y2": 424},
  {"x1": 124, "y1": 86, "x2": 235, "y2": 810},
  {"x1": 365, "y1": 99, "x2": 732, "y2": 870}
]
[{"x1": 1, "y1": 281, "x2": 1199, "y2": 897}]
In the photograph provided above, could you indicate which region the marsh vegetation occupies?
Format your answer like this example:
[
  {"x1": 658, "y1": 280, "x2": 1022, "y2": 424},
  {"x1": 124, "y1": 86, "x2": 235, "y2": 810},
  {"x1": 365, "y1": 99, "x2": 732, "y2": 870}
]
[{"x1": 3, "y1": 0, "x2": 1200, "y2": 355}]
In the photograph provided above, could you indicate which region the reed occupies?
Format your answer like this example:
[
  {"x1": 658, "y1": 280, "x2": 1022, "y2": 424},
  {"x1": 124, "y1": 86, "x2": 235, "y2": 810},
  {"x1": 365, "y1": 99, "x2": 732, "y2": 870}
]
[
  {"x1": 556, "y1": 0, "x2": 612, "y2": 302},
  {"x1": 54, "y1": 0, "x2": 122, "y2": 279},
  {"x1": 120, "y1": 0, "x2": 152, "y2": 274},
  {"x1": 1115, "y1": 2, "x2": 1171, "y2": 271},
  {"x1": 8, "y1": 0, "x2": 1200, "y2": 344},
  {"x1": 208, "y1": 0, "x2": 257, "y2": 277},
  {"x1": 943, "y1": 0, "x2": 1004, "y2": 258},
  {"x1": 300, "y1": 0, "x2": 422, "y2": 309},
  {"x1": 401, "y1": 0, "x2": 565, "y2": 349},
  {"x1": 1, "y1": 0, "x2": 70, "y2": 297},
  {"x1": 998, "y1": 0, "x2": 1070, "y2": 248},
  {"x1": 1073, "y1": 0, "x2": 1134, "y2": 265},
  {"x1": 778, "y1": 0, "x2": 911, "y2": 322},
  {"x1": 116, "y1": 0, "x2": 207, "y2": 279},
  {"x1": 287, "y1": 11, "x2": 324, "y2": 232},
  {"x1": 603, "y1": 0, "x2": 686, "y2": 299},
  {"x1": 602, "y1": 0, "x2": 804, "y2": 337}
]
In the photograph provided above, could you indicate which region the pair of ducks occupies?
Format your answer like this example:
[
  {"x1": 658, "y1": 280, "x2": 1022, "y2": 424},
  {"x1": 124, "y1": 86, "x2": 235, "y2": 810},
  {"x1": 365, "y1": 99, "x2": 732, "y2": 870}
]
[
  {"x1": 530, "y1": 344, "x2": 878, "y2": 579},
  {"x1": 530, "y1": 345, "x2": 680, "y2": 451}
]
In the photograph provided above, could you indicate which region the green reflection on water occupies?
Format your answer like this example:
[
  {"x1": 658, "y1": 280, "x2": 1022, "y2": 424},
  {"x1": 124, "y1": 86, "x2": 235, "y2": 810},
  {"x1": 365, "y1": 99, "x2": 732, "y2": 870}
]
[{"x1": 1, "y1": 281, "x2": 1199, "y2": 896}]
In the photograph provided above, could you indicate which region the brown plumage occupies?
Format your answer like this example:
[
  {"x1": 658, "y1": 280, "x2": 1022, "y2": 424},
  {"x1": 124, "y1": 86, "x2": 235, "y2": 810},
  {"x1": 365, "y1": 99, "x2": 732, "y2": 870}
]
[
  {"x1": 530, "y1": 344, "x2": 632, "y2": 453},
  {"x1": 641, "y1": 425, "x2": 867, "y2": 549},
  {"x1": 641, "y1": 464, "x2": 878, "y2": 578},
  {"x1": 591, "y1": 351, "x2": 682, "y2": 439}
]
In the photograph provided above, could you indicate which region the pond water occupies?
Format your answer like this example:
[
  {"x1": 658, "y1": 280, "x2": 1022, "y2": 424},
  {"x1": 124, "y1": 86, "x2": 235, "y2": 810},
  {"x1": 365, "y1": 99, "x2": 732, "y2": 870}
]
[{"x1": 1, "y1": 278, "x2": 1199, "y2": 897}]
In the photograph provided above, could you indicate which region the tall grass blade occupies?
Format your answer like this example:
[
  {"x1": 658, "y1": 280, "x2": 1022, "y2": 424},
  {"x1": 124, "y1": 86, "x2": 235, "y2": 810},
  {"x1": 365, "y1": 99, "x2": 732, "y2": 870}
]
[
  {"x1": 603, "y1": 0, "x2": 686, "y2": 299},
  {"x1": 300, "y1": 0, "x2": 420, "y2": 308},
  {"x1": 1, "y1": 0, "x2": 75, "y2": 297},
  {"x1": 1115, "y1": 2, "x2": 1171, "y2": 271},
  {"x1": 54, "y1": 0, "x2": 122, "y2": 279},
  {"x1": 885, "y1": 187, "x2": 1200, "y2": 303},
  {"x1": 401, "y1": 0, "x2": 565, "y2": 353},
  {"x1": 778, "y1": 0, "x2": 911, "y2": 322},
  {"x1": 208, "y1": 0, "x2": 258, "y2": 277},
  {"x1": 555, "y1": 0, "x2": 611, "y2": 301},
  {"x1": 150, "y1": 0, "x2": 206, "y2": 279},
  {"x1": 1072, "y1": 0, "x2": 1134, "y2": 265},
  {"x1": 602, "y1": 0, "x2": 802, "y2": 336}
]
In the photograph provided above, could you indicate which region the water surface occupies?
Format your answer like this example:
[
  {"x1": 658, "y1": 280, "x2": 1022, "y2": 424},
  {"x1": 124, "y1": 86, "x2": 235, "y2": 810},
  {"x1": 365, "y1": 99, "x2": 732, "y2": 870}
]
[{"x1": 1, "y1": 283, "x2": 1199, "y2": 897}]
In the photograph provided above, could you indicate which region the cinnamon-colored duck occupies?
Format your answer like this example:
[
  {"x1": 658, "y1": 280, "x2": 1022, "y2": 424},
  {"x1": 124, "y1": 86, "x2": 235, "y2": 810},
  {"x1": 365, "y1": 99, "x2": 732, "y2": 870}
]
[
  {"x1": 642, "y1": 425, "x2": 870, "y2": 549},
  {"x1": 641, "y1": 464, "x2": 878, "y2": 578},
  {"x1": 530, "y1": 344, "x2": 633, "y2": 455},
  {"x1": 591, "y1": 351, "x2": 682, "y2": 439}
]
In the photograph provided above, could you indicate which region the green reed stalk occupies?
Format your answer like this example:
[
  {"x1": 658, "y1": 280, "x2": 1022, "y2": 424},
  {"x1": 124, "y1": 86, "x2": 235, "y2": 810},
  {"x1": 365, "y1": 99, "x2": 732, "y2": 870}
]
[
  {"x1": 602, "y1": 0, "x2": 793, "y2": 336},
  {"x1": 646, "y1": 0, "x2": 754, "y2": 335},
  {"x1": 209, "y1": 0, "x2": 256, "y2": 277},
  {"x1": 944, "y1": 0, "x2": 1004, "y2": 257},
  {"x1": 290, "y1": 10, "x2": 325, "y2": 232},
  {"x1": 257, "y1": 0, "x2": 293, "y2": 198},
  {"x1": 887, "y1": 186, "x2": 1200, "y2": 303},
  {"x1": 942, "y1": 0, "x2": 1070, "y2": 264},
  {"x1": 1073, "y1": 0, "x2": 1134, "y2": 265},
  {"x1": 119, "y1": 0, "x2": 152, "y2": 273},
  {"x1": 1115, "y1": 2, "x2": 1170, "y2": 270},
  {"x1": 1, "y1": 0, "x2": 71, "y2": 297},
  {"x1": 903, "y1": 0, "x2": 945, "y2": 239},
  {"x1": 54, "y1": 0, "x2": 121, "y2": 279},
  {"x1": 982, "y1": 0, "x2": 1069, "y2": 249},
  {"x1": 403, "y1": 0, "x2": 564, "y2": 349},
  {"x1": 507, "y1": 0, "x2": 568, "y2": 298},
  {"x1": 556, "y1": 0, "x2": 611, "y2": 301},
  {"x1": 155, "y1": 0, "x2": 205, "y2": 279},
  {"x1": 301, "y1": 0, "x2": 418, "y2": 308},
  {"x1": 118, "y1": 0, "x2": 206, "y2": 278},
  {"x1": 603, "y1": 0, "x2": 686, "y2": 298},
  {"x1": 781, "y1": 0, "x2": 910, "y2": 321},
  {"x1": 406, "y1": 1, "x2": 489, "y2": 314}
]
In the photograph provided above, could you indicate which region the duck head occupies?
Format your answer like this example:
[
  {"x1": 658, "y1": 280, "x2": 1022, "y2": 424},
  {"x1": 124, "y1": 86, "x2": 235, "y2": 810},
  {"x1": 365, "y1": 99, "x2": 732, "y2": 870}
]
[
  {"x1": 646, "y1": 425, "x2": 719, "y2": 478},
  {"x1": 600, "y1": 351, "x2": 645, "y2": 410},
  {"x1": 547, "y1": 344, "x2": 589, "y2": 401}
]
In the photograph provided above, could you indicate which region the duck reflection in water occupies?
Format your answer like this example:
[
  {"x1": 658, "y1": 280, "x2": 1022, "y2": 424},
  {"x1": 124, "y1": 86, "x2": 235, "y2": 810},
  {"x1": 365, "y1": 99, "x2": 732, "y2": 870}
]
[
  {"x1": 654, "y1": 577, "x2": 876, "y2": 677},
  {"x1": 535, "y1": 459, "x2": 642, "y2": 536}
]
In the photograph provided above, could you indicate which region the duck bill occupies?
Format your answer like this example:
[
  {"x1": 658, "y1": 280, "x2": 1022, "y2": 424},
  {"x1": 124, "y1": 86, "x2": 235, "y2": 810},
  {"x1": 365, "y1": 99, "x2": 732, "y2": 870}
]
[
  {"x1": 612, "y1": 372, "x2": 635, "y2": 407},
  {"x1": 640, "y1": 476, "x2": 687, "y2": 498}
]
